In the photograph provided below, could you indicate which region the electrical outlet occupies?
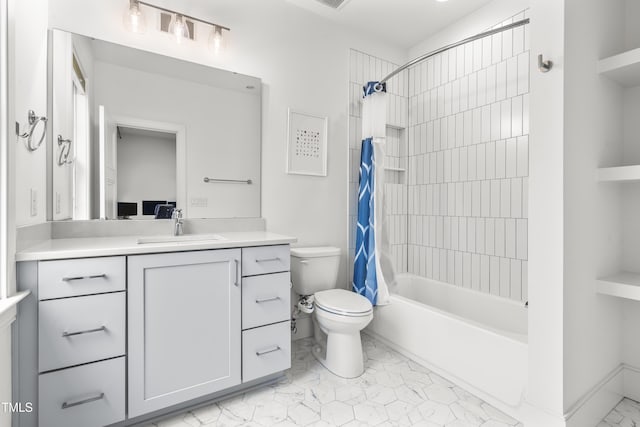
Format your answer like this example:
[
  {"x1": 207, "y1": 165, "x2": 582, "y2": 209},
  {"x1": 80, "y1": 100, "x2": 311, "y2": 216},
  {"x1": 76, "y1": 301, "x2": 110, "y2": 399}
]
[
  {"x1": 30, "y1": 188, "x2": 37, "y2": 217},
  {"x1": 190, "y1": 197, "x2": 208, "y2": 208},
  {"x1": 55, "y1": 193, "x2": 61, "y2": 214}
]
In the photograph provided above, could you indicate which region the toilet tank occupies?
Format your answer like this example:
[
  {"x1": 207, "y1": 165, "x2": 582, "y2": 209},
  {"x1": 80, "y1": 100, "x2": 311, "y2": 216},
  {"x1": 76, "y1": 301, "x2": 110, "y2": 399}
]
[{"x1": 290, "y1": 247, "x2": 341, "y2": 296}]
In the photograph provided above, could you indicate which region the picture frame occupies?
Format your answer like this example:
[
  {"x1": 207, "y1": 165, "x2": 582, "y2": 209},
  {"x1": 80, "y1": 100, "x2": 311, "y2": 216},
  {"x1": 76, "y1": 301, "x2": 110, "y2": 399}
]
[{"x1": 286, "y1": 109, "x2": 328, "y2": 176}]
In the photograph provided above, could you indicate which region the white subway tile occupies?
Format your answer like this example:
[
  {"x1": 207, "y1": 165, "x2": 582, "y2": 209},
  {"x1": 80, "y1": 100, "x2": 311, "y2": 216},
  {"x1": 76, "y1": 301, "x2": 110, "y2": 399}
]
[
  {"x1": 506, "y1": 218, "x2": 516, "y2": 258},
  {"x1": 449, "y1": 115, "x2": 457, "y2": 149},
  {"x1": 495, "y1": 218, "x2": 505, "y2": 257},
  {"x1": 522, "y1": 260, "x2": 528, "y2": 301},
  {"x1": 455, "y1": 251, "x2": 463, "y2": 286},
  {"x1": 430, "y1": 89, "x2": 438, "y2": 121},
  {"x1": 444, "y1": 150, "x2": 451, "y2": 183},
  {"x1": 492, "y1": 32, "x2": 502, "y2": 64},
  {"x1": 457, "y1": 45, "x2": 465, "y2": 78},
  {"x1": 502, "y1": 28, "x2": 513, "y2": 61},
  {"x1": 468, "y1": 145, "x2": 477, "y2": 181},
  {"x1": 444, "y1": 83, "x2": 452, "y2": 117},
  {"x1": 490, "y1": 256, "x2": 500, "y2": 295},
  {"x1": 511, "y1": 177, "x2": 523, "y2": 218},
  {"x1": 444, "y1": 216, "x2": 451, "y2": 249},
  {"x1": 434, "y1": 54, "x2": 442, "y2": 87},
  {"x1": 433, "y1": 119, "x2": 441, "y2": 152},
  {"x1": 523, "y1": 93, "x2": 529, "y2": 134},
  {"x1": 486, "y1": 141, "x2": 496, "y2": 180},
  {"x1": 451, "y1": 217, "x2": 459, "y2": 251},
  {"x1": 481, "y1": 255, "x2": 490, "y2": 293},
  {"x1": 465, "y1": 43, "x2": 474, "y2": 75},
  {"x1": 441, "y1": 50, "x2": 450, "y2": 85},
  {"x1": 482, "y1": 37, "x2": 492, "y2": 68},
  {"x1": 459, "y1": 217, "x2": 468, "y2": 252},
  {"x1": 468, "y1": 72, "x2": 478, "y2": 109},
  {"x1": 463, "y1": 253, "x2": 472, "y2": 288},
  {"x1": 452, "y1": 79, "x2": 460, "y2": 114},
  {"x1": 427, "y1": 58, "x2": 434, "y2": 90},
  {"x1": 500, "y1": 179, "x2": 511, "y2": 218},
  {"x1": 464, "y1": 182, "x2": 472, "y2": 217},
  {"x1": 460, "y1": 147, "x2": 468, "y2": 181},
  {"x1": 473, "y1": 39, "x2": 483, "y2": 72},
  {"x1": 522, "y1": 177, "x2": 529, "y2": 218},
  {"x1": 437, "y1": 216, "x2": 444, "y2": 247},
  {"x1": 501, "y1": 99, "x2": 512, "y2": 139},
  {"x1": 472, "y1": 108, "x2": 482, "y2": 145},
  {"x1": 432, "y1": 247, "x2": 440, "y2": 279},
  {"x1": 471, "y1": 254, "x2": 481, "y2": 290},
  {"x1": 517, "y1": 135, "x2": 529, "y2": 177},
  {"x1": 460, "y1": 75, "x2": 469, "y2": 111},
  {"x1": 448, "y1": 183, "x2": 456, "y2": 216},
  {"x1": 455, "y1": 114, "x2": 464, "y2": 148},
  {"x1": 426, "y1": 247, "x2": 433, "y2": 277},
  {"x1": 517, "y1": 219, "x2": 528, "y2": 260},
  {"x1": 491, "y1": 102, "x2": 501, "y2": 141},
  {"x1": 426, "y1": 121, "x2": 434, "y2": 152},
  {"x1": 468, "y1": 218, "x2": 476, "y2": 253},
  {"x1": 510, "y1": 259, "x2": 522, "y2": 300},
  {"x1": 500, "y1": 257, "x2": 510, "y2": 297},
  {"x1": 451, "y1": 148, "x2": 460, "y2": 182},
  {"x1": 477, "y1": 143, "x2": 486, "y2": 180},
  {"x1": 477, "y1": 68, "x2": 487, "y2": 106},
  {"x1": 456, "y1": 182, "x2": 464, "y2": 216},
  {"x1": 517, "y1": 52, "x2": 529, "y2": 95},
  {"x1": 430, "y1": 153, "x2": 437, "y2": 184},
  {"x1": 464, "y1": 110, "x2": 473, "y2": 146},
  {"x1": 486, "y1": 65, "x2": 497, "y2": 104},
  {"x1": 437, "y1": 86, "x2": 445, "y2": 118},
  {"x1": 496, "y1": 61, "x2": 507, "y2": 101},
  {"x1": 481, "y1": 106, "x2": 492, "y2": 143},
  {"x1": 490, "y1": 180, "x2": 501, "y2": 217},
  {"x1": 486, "y1": 218, "x2": 496, "y2": 256},
  {"x1": 450, "y1": 250, "x2": 458, "y2": 285},
  {"x1": 507, "y1": 57, "x2": 518, "y2": 99},
  {"x1": 472, "y1": 181, "x2": 481, "y2": 217},
  {"x1": 430, "y1": 216, "x2": 437, "y2": 246},
  {"x1": 481, "y1": 180, "x2": 491, "y2": 217},
  {"x1": 440, "y1": 184, "x2": 448, "y2": 215},
  {"x1": 449, "y1": 48, "x2": 457, "y2": 82},
  {"x1": 513, "y1": 18, "x2": 524, "y2": 55},
  {"x1": 506, "y1": 138, "x2": 517, "y2": 178},
  {"x1": 437, "y1": 151, "x2": 444, "y2": 183},
  {"x1": 495, "y1": 139, "x2": 506, "y2": 178},
  {"x1": 476, "y1": 218, "x2": 486, "y2": 254},
  {"x1": 511, "y1": 95, "x2": 523, "y2": 137}
]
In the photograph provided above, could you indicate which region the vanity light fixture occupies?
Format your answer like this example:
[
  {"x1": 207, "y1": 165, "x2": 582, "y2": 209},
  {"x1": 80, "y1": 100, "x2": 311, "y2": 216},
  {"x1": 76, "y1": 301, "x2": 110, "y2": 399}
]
[{"x1": 124, "y1": 0, "x2": 230, "y2": 53}]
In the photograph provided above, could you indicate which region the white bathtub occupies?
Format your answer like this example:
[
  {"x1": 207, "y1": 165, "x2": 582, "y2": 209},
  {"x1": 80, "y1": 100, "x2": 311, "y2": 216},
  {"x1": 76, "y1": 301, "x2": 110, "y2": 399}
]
[{"x1": 366, "y1": 274, "x2": 528, "y2": 412}]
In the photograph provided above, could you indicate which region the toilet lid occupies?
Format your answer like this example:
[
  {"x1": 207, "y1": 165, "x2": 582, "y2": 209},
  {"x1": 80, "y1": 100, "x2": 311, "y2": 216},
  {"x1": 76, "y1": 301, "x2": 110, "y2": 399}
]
[{"x1": 314, "y1": 289, "x2": 373, "y2": 316}]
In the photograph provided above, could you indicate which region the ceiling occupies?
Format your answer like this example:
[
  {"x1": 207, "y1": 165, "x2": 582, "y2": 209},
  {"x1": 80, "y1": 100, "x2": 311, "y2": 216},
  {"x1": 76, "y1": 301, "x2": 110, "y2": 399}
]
[{"x1": 284, "y1": 0, "x2": 494, "y2": 48}]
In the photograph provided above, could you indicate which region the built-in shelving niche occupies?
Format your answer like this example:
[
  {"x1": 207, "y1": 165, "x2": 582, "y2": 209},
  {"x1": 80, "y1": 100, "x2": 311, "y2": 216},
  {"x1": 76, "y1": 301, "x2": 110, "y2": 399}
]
[{"x1": 597, "y1": 272, "x2": 640, "y2": 301}]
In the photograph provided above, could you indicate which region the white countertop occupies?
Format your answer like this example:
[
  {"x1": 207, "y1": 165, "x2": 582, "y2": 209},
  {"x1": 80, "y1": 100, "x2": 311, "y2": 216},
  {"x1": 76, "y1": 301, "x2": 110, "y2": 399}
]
[{"x1": 15, "y1": 231, "x2": 297, "y2": 261}]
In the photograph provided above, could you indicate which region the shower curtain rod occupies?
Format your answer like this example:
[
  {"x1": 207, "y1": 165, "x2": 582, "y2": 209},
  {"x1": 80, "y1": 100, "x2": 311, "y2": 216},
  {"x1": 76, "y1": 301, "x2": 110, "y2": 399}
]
[{"x1": 378, "y1": 18, "x2": 530, "y2": 87}]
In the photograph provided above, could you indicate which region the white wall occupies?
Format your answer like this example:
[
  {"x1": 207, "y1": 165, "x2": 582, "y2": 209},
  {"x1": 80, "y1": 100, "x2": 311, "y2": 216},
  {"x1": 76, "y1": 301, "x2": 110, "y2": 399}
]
[
  {"x1": 48, "y1": 0, "x2": 406, "y2": 286},
  {"x1": 13, "y1": 0, "x2": 48, "y2": 227},
  {"x1": 93, "y1": 59, "x2": 260, "y2": 218},
  {"x1": 117, "y1": 130, "x2": 176, "y2": 219}
]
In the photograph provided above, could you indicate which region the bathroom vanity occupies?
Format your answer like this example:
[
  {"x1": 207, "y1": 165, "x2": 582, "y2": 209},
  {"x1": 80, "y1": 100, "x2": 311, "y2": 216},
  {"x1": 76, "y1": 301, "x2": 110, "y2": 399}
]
[{"x1": 12, "y1": 232, "x2": 295, "y2": 427}]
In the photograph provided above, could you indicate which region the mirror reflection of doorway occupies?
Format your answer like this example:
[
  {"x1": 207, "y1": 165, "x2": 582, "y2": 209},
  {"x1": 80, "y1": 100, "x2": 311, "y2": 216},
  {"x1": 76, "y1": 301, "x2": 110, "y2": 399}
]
[{"x1": 115, "y1": 126, "x2": 176, "y2": 220}]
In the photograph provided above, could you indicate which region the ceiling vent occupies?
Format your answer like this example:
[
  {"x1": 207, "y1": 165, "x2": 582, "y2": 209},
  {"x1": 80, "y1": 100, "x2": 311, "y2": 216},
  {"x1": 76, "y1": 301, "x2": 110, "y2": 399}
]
[{"x1": 313, "y1": 0, "x2": 351, "y2": 9}]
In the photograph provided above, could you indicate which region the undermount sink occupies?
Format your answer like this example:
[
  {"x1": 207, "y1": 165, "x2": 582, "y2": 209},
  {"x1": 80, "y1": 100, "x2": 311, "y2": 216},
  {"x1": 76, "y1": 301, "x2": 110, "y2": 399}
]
[{"x1": 136, "y1": 234, "x2": 226, "y2": 244}]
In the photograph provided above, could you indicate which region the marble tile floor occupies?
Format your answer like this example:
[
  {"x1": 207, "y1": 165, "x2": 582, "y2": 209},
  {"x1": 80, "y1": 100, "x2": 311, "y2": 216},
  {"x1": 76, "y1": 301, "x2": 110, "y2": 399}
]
[
  {"x1": 599, "y1": 398, "x2": 640, "y2": 427},
  {"x1": 138, "y1": 335, "x2": 522, "y2": 427}
]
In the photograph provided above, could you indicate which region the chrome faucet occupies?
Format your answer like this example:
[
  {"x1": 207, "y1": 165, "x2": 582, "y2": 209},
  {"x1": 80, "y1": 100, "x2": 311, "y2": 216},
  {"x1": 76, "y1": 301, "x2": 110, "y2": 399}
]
[{"x1": 171, "y1": 208, "x2": 184, "y2": 236}]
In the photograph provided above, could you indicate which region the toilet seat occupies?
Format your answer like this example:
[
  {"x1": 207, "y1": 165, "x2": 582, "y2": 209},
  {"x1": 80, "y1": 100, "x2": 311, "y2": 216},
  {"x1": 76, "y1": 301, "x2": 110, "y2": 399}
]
[{"x1": 314, "y1": 289, "x2": 373, "y2": 317}]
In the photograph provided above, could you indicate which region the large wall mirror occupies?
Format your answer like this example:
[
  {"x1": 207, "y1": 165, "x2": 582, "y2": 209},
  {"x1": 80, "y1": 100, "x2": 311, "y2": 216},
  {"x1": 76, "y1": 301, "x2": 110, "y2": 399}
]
[{"x1": 48, "y1": 29, "x2": 261, "y2": 221}]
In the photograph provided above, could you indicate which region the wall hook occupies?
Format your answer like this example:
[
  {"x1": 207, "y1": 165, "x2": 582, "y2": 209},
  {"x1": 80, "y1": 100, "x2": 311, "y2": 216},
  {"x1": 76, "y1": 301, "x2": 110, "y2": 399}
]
[
  {"x1": 538, "y1": 54, "x2": 553, "y2": 73},
  {"x1": 16, "y1": 110, "x2": 47, "y2": 152},
  {"x1": 57, "y1": 135, "x2": 73, "y2": 166}
]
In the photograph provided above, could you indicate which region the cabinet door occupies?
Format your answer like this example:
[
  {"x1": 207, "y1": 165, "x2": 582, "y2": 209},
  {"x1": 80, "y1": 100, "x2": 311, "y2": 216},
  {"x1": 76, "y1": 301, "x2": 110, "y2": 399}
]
[{"x1": 128, "y1": 249, "x2": 241, "y2": 418}]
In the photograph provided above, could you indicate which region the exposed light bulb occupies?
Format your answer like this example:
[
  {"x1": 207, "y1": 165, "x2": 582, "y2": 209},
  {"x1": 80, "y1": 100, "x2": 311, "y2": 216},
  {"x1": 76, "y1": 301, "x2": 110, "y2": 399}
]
[
  {"x1": 170, "y1": 14, "x2": 190, "y2": 44},
  {"x1": 208, "y1": 26, "x2": 225, "y2": 54},
  {"x1": 123, "y1": 0, "x2": 147, "y2": 34}
]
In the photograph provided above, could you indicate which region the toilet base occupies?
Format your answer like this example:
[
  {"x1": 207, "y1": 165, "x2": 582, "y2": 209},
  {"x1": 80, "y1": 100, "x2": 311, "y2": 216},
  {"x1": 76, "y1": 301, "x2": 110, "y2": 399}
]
[{"x1": 311, "y1": 319, "x2": 366, "y2": 379}]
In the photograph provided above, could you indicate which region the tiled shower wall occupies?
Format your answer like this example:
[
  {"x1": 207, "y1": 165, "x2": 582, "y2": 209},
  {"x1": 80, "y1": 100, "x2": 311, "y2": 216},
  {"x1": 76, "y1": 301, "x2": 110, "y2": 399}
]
[
  {"x1": 348, "y1": 10, "x2": 529, "y2": 303},
  {"x1": 348, "y1": 50, "x2": 409, "y2": 283},
  {"x1": 405, "y1": 11, "x2": 530, "y2": 302}
]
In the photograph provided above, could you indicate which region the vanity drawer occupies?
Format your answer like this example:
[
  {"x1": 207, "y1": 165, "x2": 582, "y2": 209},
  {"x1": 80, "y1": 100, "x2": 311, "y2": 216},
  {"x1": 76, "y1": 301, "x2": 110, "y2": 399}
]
[
  {"x1": 39, "y1": 292, "x2": 126, "y2": 372},
  {"x1": 242, "y1": 321, "x2": 291, "y2": 383},
  {"x1": 242, "y1": 245, "x2": 290, "y2": 276},
  {"x1": 38, "y1": 356, "x2": 125, "y2": 427},
  {"x1": 38, "y1": 256, "x2": 126, "y2": 300},
  {"x1": 242, "y1": 272, "x2": 291, "y2": 330}
]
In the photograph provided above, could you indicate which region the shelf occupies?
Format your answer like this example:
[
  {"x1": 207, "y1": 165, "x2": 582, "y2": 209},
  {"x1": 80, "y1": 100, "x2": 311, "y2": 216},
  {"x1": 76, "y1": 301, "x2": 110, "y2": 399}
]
[
  {"x1": 598, "y1": 48, "x2": 640, "y2": 87},
  {"x1": 597, "y1": 165, "x2": 640, "y2": 183},
  {"x1": 384, "y1": 167, "x2": 406, "y2": 172},
  {"x1": 596, "y1": 272, "x2": 640, "y2": 301},
  {"x1": 386, "y1": 124, "x2": 406, "y2": 130}
]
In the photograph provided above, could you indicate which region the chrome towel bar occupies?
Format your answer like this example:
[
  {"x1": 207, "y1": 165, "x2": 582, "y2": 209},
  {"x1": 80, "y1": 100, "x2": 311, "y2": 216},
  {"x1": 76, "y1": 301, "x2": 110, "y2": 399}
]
[{"x1": 203, "y1": 177, "x2": 252, "y2": 184}]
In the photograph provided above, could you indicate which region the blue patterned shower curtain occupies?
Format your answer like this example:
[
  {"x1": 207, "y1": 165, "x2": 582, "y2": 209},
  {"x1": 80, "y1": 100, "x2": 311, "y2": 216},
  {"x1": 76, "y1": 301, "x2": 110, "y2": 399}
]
[{"x1": 353, "y1": 82, "x2": 393, "y2": 306}]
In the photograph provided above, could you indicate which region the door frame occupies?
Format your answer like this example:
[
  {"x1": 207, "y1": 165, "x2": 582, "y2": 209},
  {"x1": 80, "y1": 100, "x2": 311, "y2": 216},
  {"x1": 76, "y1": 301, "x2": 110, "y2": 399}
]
[{"x1": 111, "y1": 115, "x2": 187, "y2": 218}]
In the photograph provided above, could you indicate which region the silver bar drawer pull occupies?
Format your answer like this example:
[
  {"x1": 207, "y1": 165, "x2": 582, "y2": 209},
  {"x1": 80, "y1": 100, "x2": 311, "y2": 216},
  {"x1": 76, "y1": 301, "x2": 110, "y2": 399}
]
[
  {"x1": 256, "y1": 346, "x2": 281, "y2": 356},
  {"x1": 255, "y1": 257, "x2": 280, "y2": 263},
  {"x1": 61, "y1": 274, "x2": 107, "y2": 282},
  {"x1": 61, "y1": 392, "x2": 105, "y2": 409},
  {"x1": 255, "y1": 296, "x2": 280, "y2": 304},
  {"x1": 62, "y1": 325, "x2": 107, "y2": 338}
]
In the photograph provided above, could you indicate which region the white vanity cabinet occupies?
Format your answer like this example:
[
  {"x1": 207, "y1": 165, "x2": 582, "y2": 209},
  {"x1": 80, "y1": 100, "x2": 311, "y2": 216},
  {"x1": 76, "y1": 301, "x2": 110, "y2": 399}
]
[
  {"x1": 241, "y1": 245, "x2": 292, "y2": 383},
  {"x1": 14, "y1": 237, "x2": 294, "y2": 427},
  {"x1": 127, "y1": 249, "x2": 242, "y2": 418}
]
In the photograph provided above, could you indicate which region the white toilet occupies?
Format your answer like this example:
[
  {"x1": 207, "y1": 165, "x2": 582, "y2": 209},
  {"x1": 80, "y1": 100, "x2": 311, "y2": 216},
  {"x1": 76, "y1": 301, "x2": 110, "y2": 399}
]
[{"x1": 290, "y1": 246, "x2": 373, "y2": 378}]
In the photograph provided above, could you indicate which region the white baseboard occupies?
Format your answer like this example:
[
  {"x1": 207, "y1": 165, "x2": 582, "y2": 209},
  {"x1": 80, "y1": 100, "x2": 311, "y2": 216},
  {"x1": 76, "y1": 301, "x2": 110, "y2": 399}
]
[
  {"x1": 564, "y1": 365, "x2": 624, "y2": 427},
  {"x1": 624, "y1": 365, "x2": 640, "y2": 402}
]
